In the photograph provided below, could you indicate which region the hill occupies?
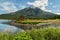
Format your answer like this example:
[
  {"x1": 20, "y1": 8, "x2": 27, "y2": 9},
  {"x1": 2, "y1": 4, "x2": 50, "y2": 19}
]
[{"x1": 0, "y1": 7, "x2": 60, "y2": 19}]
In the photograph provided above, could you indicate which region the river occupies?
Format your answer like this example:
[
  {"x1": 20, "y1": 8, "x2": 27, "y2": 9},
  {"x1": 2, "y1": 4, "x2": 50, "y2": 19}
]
[{"x1": 0, "y1": 19, "x2": 23, "y2": 33}]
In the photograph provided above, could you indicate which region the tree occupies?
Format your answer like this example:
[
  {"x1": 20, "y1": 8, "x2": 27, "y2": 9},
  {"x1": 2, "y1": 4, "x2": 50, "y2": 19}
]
[{"x1": 20, "y1": 15, "x2": 24, "y2": 21}]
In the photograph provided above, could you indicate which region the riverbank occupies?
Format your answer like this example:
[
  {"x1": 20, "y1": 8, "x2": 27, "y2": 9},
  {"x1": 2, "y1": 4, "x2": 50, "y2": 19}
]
[
  {"x1": 2, "y1": 19, "x2": 60, "y2": 30},
  {"x1": 16, "y1": 19, "x2": 60, "y2": 24},
  {"x1": 2, "y1": 20, "x2": 49, "y2": 30},
  {"x1": 4, "y1": 20, "x2": 60, "y2": 30}
]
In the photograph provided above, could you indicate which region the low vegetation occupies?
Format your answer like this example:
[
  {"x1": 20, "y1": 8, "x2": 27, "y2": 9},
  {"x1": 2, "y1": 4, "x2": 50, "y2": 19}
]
[
  {"x1": 0, "y1": 27, "x2": 60, "y2": 40},
  {"x1": 17, "y1": 22, "x2": 43, "y2": 24},
  {"x1": 16, "y1": 19, "x2": 60, "y2": 24}
]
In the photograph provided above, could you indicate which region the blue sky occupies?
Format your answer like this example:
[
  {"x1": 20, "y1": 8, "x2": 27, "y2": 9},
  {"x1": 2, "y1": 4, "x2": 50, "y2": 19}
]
[{"x1": 0, "y1": 0, "x2": 60, "y2": 14}]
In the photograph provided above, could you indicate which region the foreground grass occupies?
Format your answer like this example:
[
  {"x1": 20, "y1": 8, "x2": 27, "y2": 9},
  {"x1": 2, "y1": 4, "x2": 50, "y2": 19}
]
[{"x1": 0, "y1": 27, "x2": 60, "y2": 40}]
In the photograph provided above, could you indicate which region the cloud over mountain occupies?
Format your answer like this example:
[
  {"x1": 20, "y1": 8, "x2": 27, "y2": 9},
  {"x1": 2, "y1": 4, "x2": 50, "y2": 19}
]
[
  {"x1": 27, "y1": 0, "x2": 48, "y2": 10},
  {"x1": 27, "y1": 0, "x2": 52, "y2": 12}
]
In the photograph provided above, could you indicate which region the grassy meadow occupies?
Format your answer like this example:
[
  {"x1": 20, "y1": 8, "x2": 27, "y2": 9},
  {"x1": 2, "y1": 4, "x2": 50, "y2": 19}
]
[{"x1": 16, "y1": 19, "x2": 60, "y2": 24}]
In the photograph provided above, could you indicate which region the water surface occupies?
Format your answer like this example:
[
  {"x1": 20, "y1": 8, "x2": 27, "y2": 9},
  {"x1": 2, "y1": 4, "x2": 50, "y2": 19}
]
[{"x1": 0, "y1": 19, "x2": 23, "y2": 33}]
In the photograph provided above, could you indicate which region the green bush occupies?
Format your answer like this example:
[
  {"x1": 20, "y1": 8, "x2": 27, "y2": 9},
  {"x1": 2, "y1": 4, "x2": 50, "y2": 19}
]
[
  {"x1": 10, "y1": 32, "x2": 33, "y2": 40},
  {"x1": 0, "y1": 27, "x2": 60, "y2": 40}
]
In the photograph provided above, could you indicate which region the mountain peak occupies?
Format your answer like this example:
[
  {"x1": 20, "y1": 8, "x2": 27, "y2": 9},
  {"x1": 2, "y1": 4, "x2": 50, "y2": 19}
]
[
  {"x1": 21, "y1": 7, "x2": 43, "y2": 13},
  {"x1": 0, "y1": 7, "x2": 59, "y2": 19}
]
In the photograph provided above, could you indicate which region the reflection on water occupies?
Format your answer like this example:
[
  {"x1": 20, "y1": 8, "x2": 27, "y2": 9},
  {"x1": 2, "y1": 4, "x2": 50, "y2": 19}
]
[
  {"x1": 37, "y1": 23, "x2": 60, "y2": 28},
  {"x1": 0, "y1": 19, "x2": 23, "y2": 33},
  {"x1": 0, "y1": 19, "x2": 60, "y2": 33},
  {"x1": 0, "y1": 19, "x2": 11, "y2": 23}
]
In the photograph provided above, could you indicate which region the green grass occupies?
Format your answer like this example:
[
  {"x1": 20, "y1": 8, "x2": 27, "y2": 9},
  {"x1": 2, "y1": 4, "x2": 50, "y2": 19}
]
[
  {"x1": 0, "y1": 27, "x2": 60, "y2": 40},
  {"x1": 17, "y1": 22, "x2": 43, "y2": 24},
  {"x1": 16, "y1": 19, "x2": 60, "y2": 24}
]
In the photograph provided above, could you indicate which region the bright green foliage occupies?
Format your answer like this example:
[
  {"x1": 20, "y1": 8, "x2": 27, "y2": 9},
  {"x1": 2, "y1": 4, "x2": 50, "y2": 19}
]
[
  {"x1": 17, "y1": 22, "x2": 42, "y2": 24},
  {"x1": 0, "y1": 33, "x2": 9, "y2": 40},
  {"x1": 11, "y1": 32, "x2": 33, "y2": 40},
  {"x1": 27, "y1": 27, "x2": 60, "y2": 40},
  {"x1": 0, "y1": 27, "x2": 60, "y2": 40}
]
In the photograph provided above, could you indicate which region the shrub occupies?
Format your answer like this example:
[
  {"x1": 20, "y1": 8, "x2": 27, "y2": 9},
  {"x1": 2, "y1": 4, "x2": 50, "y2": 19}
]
[
  {"x1": 11, "y1": 32, "x2": 33, "y2": 40},
  {"x1": 26, "y1": 27, "x2": 60, "y2": 40}
]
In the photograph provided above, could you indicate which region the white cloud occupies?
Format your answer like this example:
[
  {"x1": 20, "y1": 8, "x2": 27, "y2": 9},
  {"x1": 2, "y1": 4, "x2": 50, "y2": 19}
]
[
  {"x1": 19, "y1": 4, "x2": 26, "y2": 9},
  {"x1": 45, "y1": 10, "x2": 52, "y2": 12},
  {"x1": 0, "y1": 2, "x2": 18, "y2": 12},
  {"x1": 27, "y1": 0, "x2": 48, "y2": 10},
  {"x1": 27, "y1": 0, "x2": 52, "y2": 12},
  {"x1": 0, "y1": 2, "x2": 27, "y2": 13},
  {"x1": 55, "y1": 13, "x2": 60, "y2": 15}
]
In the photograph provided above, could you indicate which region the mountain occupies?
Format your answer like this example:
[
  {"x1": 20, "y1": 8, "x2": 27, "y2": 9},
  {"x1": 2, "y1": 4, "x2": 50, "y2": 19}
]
[{"x1": 0, "y1": 7, "x2": 60, "y2": 19}]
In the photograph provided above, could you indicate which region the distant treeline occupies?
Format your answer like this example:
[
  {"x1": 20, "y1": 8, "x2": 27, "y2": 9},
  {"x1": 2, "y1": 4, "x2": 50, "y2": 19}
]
[{"x1": 0, "y1": 14, "x2": 60, "y2": 20}]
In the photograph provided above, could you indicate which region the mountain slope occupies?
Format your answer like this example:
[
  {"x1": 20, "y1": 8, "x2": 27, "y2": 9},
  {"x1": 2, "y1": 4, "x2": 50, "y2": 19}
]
[{"x1": 0, "y1": 7, "x2": 59, "y2": 19}]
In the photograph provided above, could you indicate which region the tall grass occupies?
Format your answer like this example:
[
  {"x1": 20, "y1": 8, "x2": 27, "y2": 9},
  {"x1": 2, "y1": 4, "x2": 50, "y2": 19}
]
[{"x1": 0, "y1": 27, "x2": 60, "y2": 40}]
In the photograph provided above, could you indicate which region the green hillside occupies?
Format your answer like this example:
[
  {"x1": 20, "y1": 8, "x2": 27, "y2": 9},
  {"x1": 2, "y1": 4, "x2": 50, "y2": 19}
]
[{"x1": 0, "y1": 7, "x2": 60, "y2": 19}]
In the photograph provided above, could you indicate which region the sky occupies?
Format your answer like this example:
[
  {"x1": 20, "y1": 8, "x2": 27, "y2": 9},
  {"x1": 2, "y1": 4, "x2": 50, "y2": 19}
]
[{"x1": 0, "y1": 0, "x2": 60, "y2": 15}]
